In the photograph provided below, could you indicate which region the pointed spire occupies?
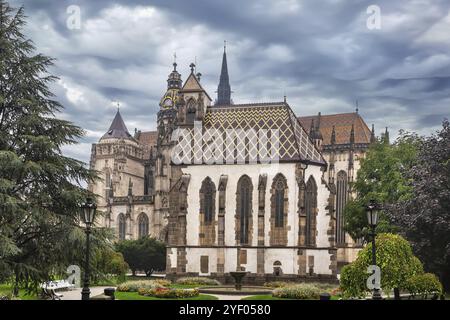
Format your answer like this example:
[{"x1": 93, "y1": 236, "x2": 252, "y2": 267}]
[
  {"x1": 331, "y1": 125, "x2": 336, "y2": 145},
  {"x1": 102, "y1": 109, "x2": 132, "y2": 140},
  {"x1": 370, "y1": 124, "x2": 376, "y2": 143},
  {"x1": 309, "y1": 119, "x2": 315, "y2": 142},
  {"x1": 128, "y1": 178, "x2": 133, "y2": 196},
  {"x1": 216, "y1": 41, "x2": 232, "y2": 106},
  {"x1": 384, "y1": 127, "x2": 390, "y2": 144},
  {"x1": 315, "y1": 112, "x2": 323, "y2": 140},
  {"x1": 350, "y1": 123, "x2": 355, "y2": 144}
]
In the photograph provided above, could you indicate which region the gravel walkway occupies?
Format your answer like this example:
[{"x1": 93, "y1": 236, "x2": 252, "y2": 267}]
[{"x1": 59, "y1": 286, "x2": 112, "y2": 300}]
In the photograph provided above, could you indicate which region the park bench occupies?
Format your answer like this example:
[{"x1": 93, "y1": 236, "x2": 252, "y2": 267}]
[{"x1": 40, "y1": 280, "x2": 75, "y2": 300}]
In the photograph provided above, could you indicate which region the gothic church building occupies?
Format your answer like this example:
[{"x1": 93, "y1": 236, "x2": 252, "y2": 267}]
[{"x1": 89, "y1": 47, "x2": 381, "y2": 281}]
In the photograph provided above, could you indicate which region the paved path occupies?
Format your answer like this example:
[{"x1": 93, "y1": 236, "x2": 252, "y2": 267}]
[
  {"x1": 210, "y1": 294, "x2": 251, "y2": 300},
  {"x1": 59, "y1": 287, "x2": 112, "y2": 300}
]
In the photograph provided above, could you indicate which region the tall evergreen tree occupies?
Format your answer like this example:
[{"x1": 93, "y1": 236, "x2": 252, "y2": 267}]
[{"x1": 0, "y1": 1, "x2": 101, "y2": 293}]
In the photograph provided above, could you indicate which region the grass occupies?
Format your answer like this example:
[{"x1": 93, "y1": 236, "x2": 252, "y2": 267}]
[
  {"x1": 0, "y1": 284, "x2": 39, "y2": 300},
  {"x1": 115, "y1": 291, "x2": 218, "y2": 300}
]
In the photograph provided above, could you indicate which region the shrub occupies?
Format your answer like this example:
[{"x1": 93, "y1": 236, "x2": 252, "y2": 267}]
[
  {"x1": 339, "y1": 233, "x2": 425, "y2": 298},
  {"x1": 116, "y1": 279, "x2": 170, "y2": 292},
  {"x1": 115, "y1": 237, "x2": 166, "y2": 276},
  {"x1": 405, "y1": 273, "x2": 443, "y2": 297},
  {"x1": 272, "y1": 284, "x2": 322, "y2": 300},
  {"x1": 175, "y1": 277, "x2": 220, "y2": 286},
  {"x1": 138, "y1": 287, "x2": 199, "y2": 298}
]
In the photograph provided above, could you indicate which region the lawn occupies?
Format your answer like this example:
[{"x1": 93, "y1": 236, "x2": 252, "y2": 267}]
[
  {"x1": 0, "y1": 284, "x2": 39, "y2": 300},
  {"x1": 115, "y1": 291, "x2": 218, "y2": 300}
]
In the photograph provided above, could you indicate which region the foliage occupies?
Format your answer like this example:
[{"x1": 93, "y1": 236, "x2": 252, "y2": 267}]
[
  {"x1": 175, "y1": 277, "x2": 220, "y2": 286},
  {"x1": 0, "y1": 1, "x2": 104, "y2": 293},
  {"x1": 339, "y1": 233, "x2": 424, "y2": 298},
  {"x1": 116, "y1": 279, "x2": 171, "y2": 292},
  {"x1": 115, "y1": 237, "x2": 166, "y2": 276},
  {"x1": 387, "y1": 120, "x2": 450, "y2": 291},
  {"x1": 272, "y1": 283, "x2": 322, "y2": 299},
  {"x1": 138, "y1": 287, "x2": 199, "y2": 299},
  {"x1": 343, "y1": 132, "x2": 421, "y2": 241},
  {"x1": 92, "y1": 248, "x2": 128, "y2": 283},
  {"x1": 405, "y1": 273, "x2": 443, "y2": 297}
]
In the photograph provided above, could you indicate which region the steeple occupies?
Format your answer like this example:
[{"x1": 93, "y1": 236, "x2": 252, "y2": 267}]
[
  {"x1": 101, "y1": 109, "x2": 132, "y2": 140},
  {"x1": 350, "y1": 123, "x2": 355, "y2": 144},
  {"x1": 384, "y1": 127, "x2": 390, "y2": 144},
  {"x1": 370, "y1": 124, "x2": 376, "y2": 143},
  {"x1": 331, "y1": 125, "x2": 336, "y2": 145},
  {"x1": 216, "y1": 41, "x2": 231, "y2": 106}
]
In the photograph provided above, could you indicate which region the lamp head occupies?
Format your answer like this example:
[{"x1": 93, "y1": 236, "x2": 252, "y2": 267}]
[{"x1": 81, "y1": 197, "x2": 97, "y2": 225}]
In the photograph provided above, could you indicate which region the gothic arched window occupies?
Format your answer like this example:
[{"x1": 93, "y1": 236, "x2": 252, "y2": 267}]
[
  {"x1": 237, "y1": 175, "x2": 253, "y2": 245},
  {"x1": 118, "y1": 213, "x2": 126, "y2": 241},
  {"x1": 200, "y1": 177, "x2": 215, "y2": 224},
  {"x1": 336, "y1": 171, "x2": 348, "y2": 244},
  {"x1": 305, "y1": 176, "x2": 317, "y2": 246},
  {"x1": 273, "y1": 175, "x2": 287, "y2": 227},
  {"x1": 138, "y1": 213, "x2": 149, "y2": 238}
]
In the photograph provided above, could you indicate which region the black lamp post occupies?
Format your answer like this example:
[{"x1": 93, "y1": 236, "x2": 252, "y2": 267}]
[
  {"x1": 80, "y1": 197, "x2": 97, "y2": 301},
  {"x1": 366, "y1": 199, "x2": 382, "y2": 300}
]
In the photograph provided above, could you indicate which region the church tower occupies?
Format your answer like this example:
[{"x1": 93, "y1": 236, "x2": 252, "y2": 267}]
[
  {"x1": 153, "y1": 62, "x2": 182, "y2": 239},
  {"x1": 215, "y1": 42, "x2": 232, "y2": 106}
]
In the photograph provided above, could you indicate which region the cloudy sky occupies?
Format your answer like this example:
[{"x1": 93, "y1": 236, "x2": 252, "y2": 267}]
[{"x1": 10, "y1": 0, "x2": 450, "y2": 164}]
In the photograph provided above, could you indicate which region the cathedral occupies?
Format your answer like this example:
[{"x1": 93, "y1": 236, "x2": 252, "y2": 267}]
[{"x1": 88, "y1": 46, "x2": 383, "y2": 282}]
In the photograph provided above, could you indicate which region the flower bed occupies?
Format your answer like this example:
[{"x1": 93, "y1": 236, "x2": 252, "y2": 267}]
[
  {"x1": 138, "y1": 287, "x2": 199, "y2": 299},
  {"x1": 272, "y1": 284, "x2": 322, "y2": 300},
  {"x1": 263, "y1": 281, "x2": 296, "y2": 288},
  {"x1": 175, "y1": 277, "x2": 220, "y2": 286},
  {"x1": 117, "y1": 279, "x2": 171, "y2": 292}
]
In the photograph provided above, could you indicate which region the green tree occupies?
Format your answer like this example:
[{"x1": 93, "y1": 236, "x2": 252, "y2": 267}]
[
  {"x1": 343, "y1": 132, "x2": 420, "y2": 240},
  {"x1": 116, "y1": 237, "x2": 166, "y2": 276},
  {"x1": 340, "y1": 233, "x2": 424, "y2": 298},
  {"x1": 388, "y1": 120, "x2": 450, "y2": 291},
  {"x1": 92, "y1": 247, "x2": 128, "y2": 283},
  {"x1": 0, "y1": 1, "x2": 101, "y2": 293}
]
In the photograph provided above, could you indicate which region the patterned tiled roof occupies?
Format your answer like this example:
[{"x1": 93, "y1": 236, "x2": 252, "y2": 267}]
[
  {"x1": 173, "y1": 102, "x2": 326, "y2": 165},
  {"x1": 298, "y1": 112, "x2": 371, "y2": 145}
]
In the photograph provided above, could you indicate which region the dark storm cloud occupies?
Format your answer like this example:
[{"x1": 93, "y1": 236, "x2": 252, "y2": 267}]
[{"x1": 8, "y1": 0, "x2": 450, "y2": 165}]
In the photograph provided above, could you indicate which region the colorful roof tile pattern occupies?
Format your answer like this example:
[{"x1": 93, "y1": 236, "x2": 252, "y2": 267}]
[
  {"x1": 298, "y1": 112, "x2": 371, "y2": 145},
  {"x1": 172, "y1": 102, "x2": 326, "y2": 165}
]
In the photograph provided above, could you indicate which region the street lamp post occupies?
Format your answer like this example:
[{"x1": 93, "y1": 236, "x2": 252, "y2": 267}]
[
  {"x1": 366, "y1": 199, "x2": 382, "y2": 300},
  {"x1": 80, "y1": 197, "x2": 97, "y2": 301}
]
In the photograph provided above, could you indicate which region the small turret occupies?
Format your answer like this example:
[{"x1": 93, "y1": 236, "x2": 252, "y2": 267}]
[{"x1": 370, "y1": 124, "x2": 376, "y2": 143}]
